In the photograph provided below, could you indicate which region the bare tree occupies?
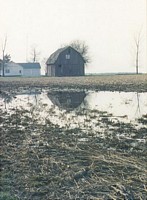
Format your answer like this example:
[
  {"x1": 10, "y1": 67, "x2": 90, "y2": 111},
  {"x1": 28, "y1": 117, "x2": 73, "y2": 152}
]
[
  {"x1": 30, "y1": 45, "x2": 40, "y2": 63},
  {"x1": 133, "y1": 30, "x2": 143, "y2": 74},
  {"x1": 1, "y1": 36, "x2": 7, "y2": 76},
  {"x1": 62, "y1": 40, "x2": 91, "y2": 64}
]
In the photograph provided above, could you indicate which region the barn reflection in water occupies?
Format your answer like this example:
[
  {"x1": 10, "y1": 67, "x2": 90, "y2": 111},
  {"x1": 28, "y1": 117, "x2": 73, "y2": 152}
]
[{"x1": 48, "y1": 91, "x2": 86, "y2": 110}]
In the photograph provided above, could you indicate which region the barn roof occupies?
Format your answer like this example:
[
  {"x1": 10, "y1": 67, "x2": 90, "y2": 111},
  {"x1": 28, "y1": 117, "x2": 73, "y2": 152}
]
[
  {"x1": 18, "y1": 63, "x2": 41, "y2": 69},
  {"x1": 46, "y1": 46, "x2": 85, "y2": 65},
  {"x1": 46, "y1": 47, "x2": 67, "y2": 65}
]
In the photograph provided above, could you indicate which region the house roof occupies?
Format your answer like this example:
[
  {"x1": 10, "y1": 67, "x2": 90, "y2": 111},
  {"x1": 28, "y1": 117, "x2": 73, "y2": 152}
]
[
  {"x1": 46, "y1": 47, "x2": 67, "y2": 65},
  {"x1": 18, "y1": 63, "x2": 41, "y2": 69}
]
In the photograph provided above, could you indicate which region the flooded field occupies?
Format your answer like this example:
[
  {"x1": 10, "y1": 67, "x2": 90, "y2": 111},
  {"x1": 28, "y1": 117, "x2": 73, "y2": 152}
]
[{"x1": 0, "y1": 88, "x2": 147, "y2": 199}]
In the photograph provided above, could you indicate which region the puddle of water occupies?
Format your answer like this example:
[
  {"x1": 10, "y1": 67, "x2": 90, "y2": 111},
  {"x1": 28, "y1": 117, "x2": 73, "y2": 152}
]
[
  {"x1": 0, "y1": 90, "x2": 147, "y2": 128},
  {"x1": 1, "y1": 89, "x2": 147, "y2": 200},
  {"x1": 84, "y1": 91, "x2": 147, "y2": 122}
]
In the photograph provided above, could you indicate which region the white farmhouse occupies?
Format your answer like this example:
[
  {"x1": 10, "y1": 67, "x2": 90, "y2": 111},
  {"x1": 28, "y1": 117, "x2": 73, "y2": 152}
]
[
  {"x1": 0, "y1": 62, "x2": 41, "y2": 77},
  {"x1": 0, "y1": 59, "x2": 3, "y2": 76},
  {"x1": 4, "y1": 62, "x2": 23, "y2": 76}
]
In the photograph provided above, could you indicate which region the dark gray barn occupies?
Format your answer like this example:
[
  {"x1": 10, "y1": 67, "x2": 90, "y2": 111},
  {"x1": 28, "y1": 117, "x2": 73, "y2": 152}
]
[{"x1": 46, "y1": 46, "x2": 85, "y2": 76}]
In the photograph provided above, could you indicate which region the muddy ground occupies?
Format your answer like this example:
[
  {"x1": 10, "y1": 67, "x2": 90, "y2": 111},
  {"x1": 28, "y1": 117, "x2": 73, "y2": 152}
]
[
  {"x1": 0, "y1": 75, "x2": 147, "y2": 199},
  {"x1": 0, "y1": 74, "x2": 147, "y2": 92}
]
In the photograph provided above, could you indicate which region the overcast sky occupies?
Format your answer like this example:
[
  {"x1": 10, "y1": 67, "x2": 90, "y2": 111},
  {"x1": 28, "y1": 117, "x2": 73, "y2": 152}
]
[{"x1": 0, "y1": 0, "x2": 146, "y2": 74}]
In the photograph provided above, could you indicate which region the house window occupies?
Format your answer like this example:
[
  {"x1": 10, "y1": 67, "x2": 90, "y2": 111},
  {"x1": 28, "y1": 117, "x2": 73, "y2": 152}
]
[
  {"x1": 5, "y1": 69, "x2": 10, "y2": 73},
  {"x1": 19, "y1": 70, "x2": 22, "y2": 74},
  {"x1": 66, "y1": 54, "x2": 70, "y2": 59}
]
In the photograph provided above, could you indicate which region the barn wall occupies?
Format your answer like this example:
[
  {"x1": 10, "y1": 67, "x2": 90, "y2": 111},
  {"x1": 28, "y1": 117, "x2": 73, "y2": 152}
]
[
  {"x1": 55, "y1": 48, "x2": 84, "y2": 76},
  {"x1": 47, "y1": 65, "x2": 55, "y2": 76},
  {"x1": 0, "y1": 62, "x2": 2, "y2": 76},
  {"x1": 47, "y1": 65, "x2": 51, "y2": 76}
]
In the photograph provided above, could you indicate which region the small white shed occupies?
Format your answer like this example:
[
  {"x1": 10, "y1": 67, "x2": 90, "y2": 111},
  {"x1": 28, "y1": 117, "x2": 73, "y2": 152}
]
[{"x1": 18, "y1": 63, "x2": 41, "y2": 77}]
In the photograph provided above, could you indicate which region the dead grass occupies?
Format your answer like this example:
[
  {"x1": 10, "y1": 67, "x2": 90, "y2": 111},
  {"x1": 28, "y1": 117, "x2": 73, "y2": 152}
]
[
  {"x1": 0, "y1": 74, "x2": 147, "y2": 92},
  {"x1": 0, "y1": 106, "x2": 147, "y2": 199}
]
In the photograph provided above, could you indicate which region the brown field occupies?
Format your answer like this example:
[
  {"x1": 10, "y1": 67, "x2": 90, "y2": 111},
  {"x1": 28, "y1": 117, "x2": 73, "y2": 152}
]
[
  {"x1": 0, "y1": 74, "x2": 147, "y2": 199},
  {"x1": 0, "y1": 74, "x2": 147, "y2": 92}
]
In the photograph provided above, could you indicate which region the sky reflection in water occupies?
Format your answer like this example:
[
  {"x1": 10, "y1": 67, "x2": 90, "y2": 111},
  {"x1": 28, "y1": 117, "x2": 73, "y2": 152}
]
[{"x1": 0, "y1": 90, "x2": 147, "y2": 127}]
